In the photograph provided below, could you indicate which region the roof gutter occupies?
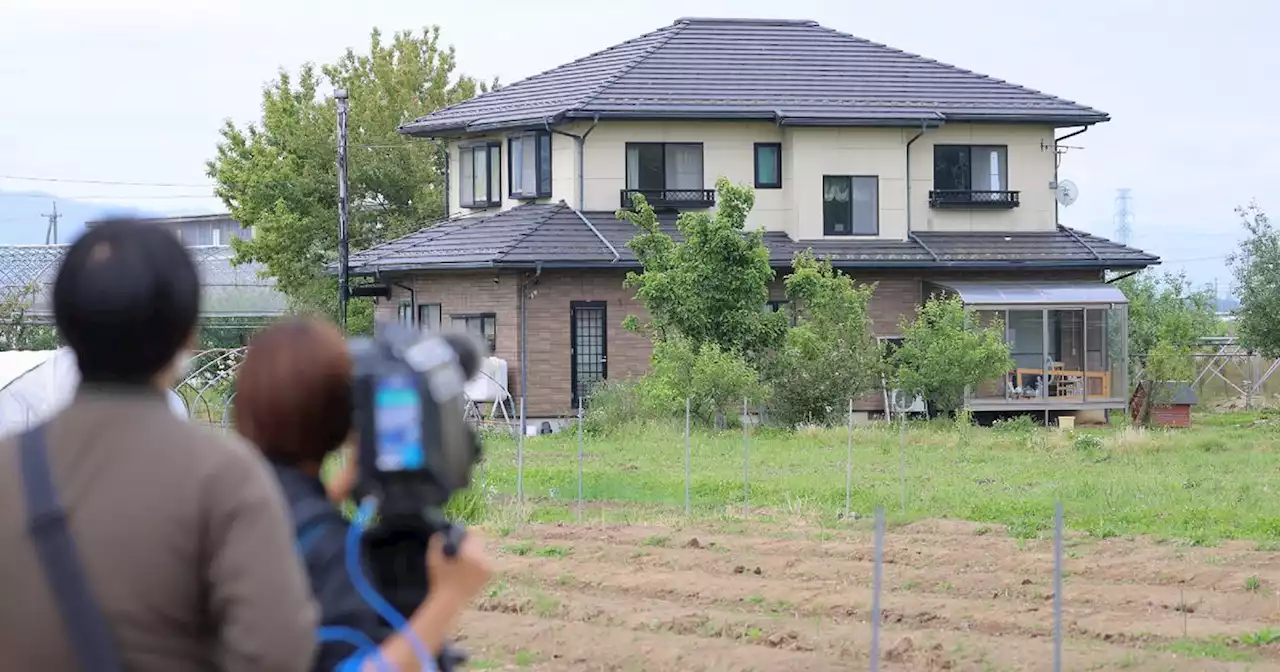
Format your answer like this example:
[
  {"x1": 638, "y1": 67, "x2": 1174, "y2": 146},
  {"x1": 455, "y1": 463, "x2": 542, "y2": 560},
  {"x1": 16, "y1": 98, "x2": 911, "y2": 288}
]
[
  {"x1": 547, "y1": 115, "x2": 600, "y2": 209},
  {"x1": 905, "y1": 114, "x2": 946, "y2": 234},
  {"x1": 393, "y1": 281, "x2": 416, "y2": 324},
  {"x1": 1052, "y1": 125, "x2": 1091, "y2": 228},
  {"x1": 355, "y1": 257, "x2": 1157, "y2": 274}
]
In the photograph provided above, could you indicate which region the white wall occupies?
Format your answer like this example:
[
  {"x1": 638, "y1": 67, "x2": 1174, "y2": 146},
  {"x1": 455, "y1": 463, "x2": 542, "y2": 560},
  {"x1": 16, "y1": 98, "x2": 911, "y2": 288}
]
[
  {"x1": 444, "y1": 120, "x2": 1061, "y2": 240},
  {"x1": 578, "y1": 121, "x2": 786, "y2": 232}
]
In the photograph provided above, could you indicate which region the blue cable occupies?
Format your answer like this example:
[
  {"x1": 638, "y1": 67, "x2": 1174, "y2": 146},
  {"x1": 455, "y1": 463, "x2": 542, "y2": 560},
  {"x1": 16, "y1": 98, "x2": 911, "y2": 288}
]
[
  {"x1": 347, "y1": 498, "x2": 437, "y2": 671},
  {"x1": 316, "y1": 626, "x2": 390, "y2": 672}
]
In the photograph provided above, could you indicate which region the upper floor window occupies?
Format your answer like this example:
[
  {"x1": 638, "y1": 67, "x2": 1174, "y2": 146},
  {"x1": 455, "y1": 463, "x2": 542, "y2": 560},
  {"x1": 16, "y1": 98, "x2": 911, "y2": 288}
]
[
  {"x1": 754, "y1": 143, "x2": 782, "y2": 189},
  {"x1": 508, "y1": 132, "x2": 552, "y2": 199},
  {"x1": 460, "y1": 142, "x2": 502, "y2": 209},
  {"x1": 622, "y1": 143, "x2": 713, "y2": 209},
  {"x1": 823, "y1": 176, "x2": 878, "y2": 236},
  {"x1": 931, "y1": 145, "x2": 1019, "y2": 208}
]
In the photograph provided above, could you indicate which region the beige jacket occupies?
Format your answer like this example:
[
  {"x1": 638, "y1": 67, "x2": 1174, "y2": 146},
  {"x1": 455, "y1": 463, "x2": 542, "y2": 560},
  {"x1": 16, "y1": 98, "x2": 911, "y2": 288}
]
[{"x1": 0, "y1": 384, "x2": 318, "y2": 671}]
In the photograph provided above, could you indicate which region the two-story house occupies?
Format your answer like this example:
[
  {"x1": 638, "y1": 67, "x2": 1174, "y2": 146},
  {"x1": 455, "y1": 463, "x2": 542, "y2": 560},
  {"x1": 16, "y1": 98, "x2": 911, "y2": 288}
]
[{"x1": 348, "y1": 17, "x2": 1159, "y2": 420}]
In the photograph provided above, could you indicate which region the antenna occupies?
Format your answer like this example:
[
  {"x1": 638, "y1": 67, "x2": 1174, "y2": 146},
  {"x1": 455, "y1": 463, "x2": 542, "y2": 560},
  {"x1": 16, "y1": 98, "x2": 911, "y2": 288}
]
[
  {"x1": 42, "y1": 201, "x2": 61, "y2": 244},
  {"x1": 1113, "y1": 188, "x2": 1133, "y2": 246},
  {"x1": 1055, "y1": 180, "x2": 1078, "y2": 208}
]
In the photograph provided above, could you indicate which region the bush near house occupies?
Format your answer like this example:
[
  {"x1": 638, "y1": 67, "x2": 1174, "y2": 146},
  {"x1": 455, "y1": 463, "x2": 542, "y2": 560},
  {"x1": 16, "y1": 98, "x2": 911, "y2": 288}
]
[{"x1": 594, "y1": 179, "x2": 1015, "y2": 428}]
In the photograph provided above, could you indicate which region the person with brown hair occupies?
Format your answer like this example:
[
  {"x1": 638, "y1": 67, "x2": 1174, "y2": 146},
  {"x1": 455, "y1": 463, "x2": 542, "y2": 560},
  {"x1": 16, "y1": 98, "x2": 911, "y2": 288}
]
[{"x1": 234, "y1": 317, "x2": 490, "y2": 672}]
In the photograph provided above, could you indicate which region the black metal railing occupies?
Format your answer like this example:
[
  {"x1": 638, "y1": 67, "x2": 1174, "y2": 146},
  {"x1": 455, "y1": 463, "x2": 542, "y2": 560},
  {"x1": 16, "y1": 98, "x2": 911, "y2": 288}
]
[
  {"x1": 929, "y1": 190, "x2": 1021, "y2": 209},
  {"x1": 619, "y1": 189, "x2": 716, "y2": 210}
]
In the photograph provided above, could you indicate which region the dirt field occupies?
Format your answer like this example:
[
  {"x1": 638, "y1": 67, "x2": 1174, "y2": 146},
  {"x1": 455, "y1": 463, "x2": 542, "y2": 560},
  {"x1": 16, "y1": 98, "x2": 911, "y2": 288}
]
[{"x1": 456, "y1": 519, "x2": 1280, "y2": 671}]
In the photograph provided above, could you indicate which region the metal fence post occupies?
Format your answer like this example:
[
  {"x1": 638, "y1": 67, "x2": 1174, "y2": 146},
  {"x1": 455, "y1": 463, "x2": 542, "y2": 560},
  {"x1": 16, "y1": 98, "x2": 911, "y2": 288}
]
[
  {"x1": 517, "y1": 398, "x2": 525, "y2": 506},
  {"x1": 1053, "y1": 501, "x2": 1064, "y2": 672},
  {"x1": 898, "y1": 410, "x2": 906, "y2": 515},
  {"x1": 742, "y1": 397, "x2": 750, "y2": 518},
  {"x1": 684, "y1": 397, "x2": 692, "y2": 517},
  {"x1": 845, "y1": 397, "x2": 853, "y2": 519},
  {"x1": 576, "y1": 396, "x2": 584, "y2": 522},
  {"x1": 870, "y1": 505, "x2": 885, "y2": 671}
]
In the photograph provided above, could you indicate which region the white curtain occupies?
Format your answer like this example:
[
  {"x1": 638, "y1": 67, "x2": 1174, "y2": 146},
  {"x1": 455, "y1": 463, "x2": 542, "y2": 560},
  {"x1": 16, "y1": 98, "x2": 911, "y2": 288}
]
[
  {"x1": 460, "y1": 148, "x2": 474, "y2": 205},
  {"x1": 664, "y1": 144, "x2": 703, "y2": 190}
]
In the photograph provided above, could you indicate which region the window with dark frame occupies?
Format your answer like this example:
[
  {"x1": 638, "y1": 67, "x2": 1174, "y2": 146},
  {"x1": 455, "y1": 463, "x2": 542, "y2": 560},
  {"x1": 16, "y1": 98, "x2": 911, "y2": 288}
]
[
  {"x1": 822, "y1": 175, "x2": 879, "y2": 236},
  {"x1": 450, "y1": 313, "x2": 496, "y2": 354},
  {"x1": 508, "y1": 132, "x2": 552, "y2": 199},
  {"x1": 397, "y1": 300, "x2": 413, "y2": 325},
  {"x1": 458, "y1": 142, "x2": 502, "y2": 208},
  {"x1": 417, "y1": 303, "x2": 442, "y2": 331},
  {"x1": 933, "y1": 145, "x2": 1008, "y2": 192},
  {"x1": 625, "y1": 143, "x2": 704, "y2": 192},
  {"x1": 754, "y1": 143, "x2": 782, "y2": 189}
]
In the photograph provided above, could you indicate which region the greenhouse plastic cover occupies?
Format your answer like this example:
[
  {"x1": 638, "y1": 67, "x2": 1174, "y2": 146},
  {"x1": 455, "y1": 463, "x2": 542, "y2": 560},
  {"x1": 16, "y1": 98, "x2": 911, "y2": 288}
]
[{"x1": 0, "y1": 349, "x2": 188, "y2": 439}]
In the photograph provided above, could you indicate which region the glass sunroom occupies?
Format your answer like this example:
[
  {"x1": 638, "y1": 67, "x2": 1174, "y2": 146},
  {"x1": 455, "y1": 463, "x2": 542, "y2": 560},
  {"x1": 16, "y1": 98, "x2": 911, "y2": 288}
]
[{"x1": 925, "y1": 281, "x2": 1129, "y2": 412}]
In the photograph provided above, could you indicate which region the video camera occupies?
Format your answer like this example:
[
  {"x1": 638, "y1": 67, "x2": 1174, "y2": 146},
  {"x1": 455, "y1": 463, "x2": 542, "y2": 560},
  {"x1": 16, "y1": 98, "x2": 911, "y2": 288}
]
[{"x1": 348, "y1": 322, "x2": 486, "y2": 670}]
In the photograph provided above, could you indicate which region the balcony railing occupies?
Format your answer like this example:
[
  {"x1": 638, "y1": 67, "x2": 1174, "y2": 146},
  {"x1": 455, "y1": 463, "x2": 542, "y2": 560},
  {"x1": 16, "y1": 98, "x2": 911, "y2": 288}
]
[
  {"x1": 619, "y1": 189, "x2": 716, "y2": 210},
  {"x1": 929, "y1": 190, "x2": 1021, "y2": 209}
]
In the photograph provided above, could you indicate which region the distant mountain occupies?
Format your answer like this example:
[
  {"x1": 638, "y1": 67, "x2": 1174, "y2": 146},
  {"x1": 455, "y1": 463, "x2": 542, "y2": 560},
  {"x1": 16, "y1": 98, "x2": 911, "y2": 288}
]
[
  {"x1": 1216, "y1": 296, "x2": 1240, "y2": 312},
  {"x1": 0, "y1": 190, "x2": 219, "y2": 244}
]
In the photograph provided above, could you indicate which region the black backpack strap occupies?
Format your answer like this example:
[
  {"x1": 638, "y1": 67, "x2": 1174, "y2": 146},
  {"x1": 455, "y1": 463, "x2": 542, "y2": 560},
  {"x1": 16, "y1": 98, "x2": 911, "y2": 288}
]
[{"x1": 20, "y1": 424, "x2": 124, "y2": 672}]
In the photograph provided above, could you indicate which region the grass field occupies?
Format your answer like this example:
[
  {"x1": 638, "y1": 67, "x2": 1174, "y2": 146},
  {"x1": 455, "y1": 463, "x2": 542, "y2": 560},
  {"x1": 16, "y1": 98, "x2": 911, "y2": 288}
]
[
  {"x1": 465, "y1": 412, "x2": 1280, "y2": 545},
  {"x1": 436, "y1": 413, "x2": 1280, "y2": 670}
]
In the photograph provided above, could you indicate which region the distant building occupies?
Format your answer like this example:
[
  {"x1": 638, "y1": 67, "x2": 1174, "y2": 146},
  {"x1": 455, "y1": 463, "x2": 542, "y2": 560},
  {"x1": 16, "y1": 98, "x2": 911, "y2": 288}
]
[{"x1": 86, "y1": 213, "x2": 250, "y2": 247}]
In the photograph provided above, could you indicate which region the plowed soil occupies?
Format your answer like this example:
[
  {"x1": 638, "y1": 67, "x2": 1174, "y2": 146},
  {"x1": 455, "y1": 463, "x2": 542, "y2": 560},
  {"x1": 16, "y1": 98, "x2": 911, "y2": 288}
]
[{"x1": 455, "y1": 519, "x2": 1280, "y2": 671}]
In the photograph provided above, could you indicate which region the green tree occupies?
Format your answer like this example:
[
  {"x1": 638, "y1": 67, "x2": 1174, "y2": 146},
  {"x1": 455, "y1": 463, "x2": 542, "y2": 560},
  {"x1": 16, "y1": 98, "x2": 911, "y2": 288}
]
[
  {"x1": 1115, "y1": 270, "x2": 1219, "y2": 365},
  {"x1": 645, "y1": 334, "x2": 766, "y2": 427},
  {"x1": 0, "y1": 281, "x2": 59, "y2": 351},
  {"x1": 763, "y1": 251, "x2": 882, "y2": 424},
  {"x1": 1229, "y1": 202, "x2": 1280, "y2": 356},
  {"x1": 207, "y1": 27, "x2": 487, "y2": 333},
  {"x1": 891, "y1": 295, "x2": 1012, "y2": 414},
  {"x1": 618, "y1": 177, "x2": 787, "y2": 357}
]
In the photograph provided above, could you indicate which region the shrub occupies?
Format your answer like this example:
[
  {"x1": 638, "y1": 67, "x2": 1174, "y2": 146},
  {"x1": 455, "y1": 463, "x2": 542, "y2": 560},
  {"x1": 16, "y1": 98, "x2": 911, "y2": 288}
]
[
  {"x1": 892, "y1": 295, "x2": 1013, "y2": 413},
  {"x1": 647, "y1": 335, "x2": 766, "y2": 427},
  {"x1": 763, "y1": 252, "x2": 883, "y2": 426}
]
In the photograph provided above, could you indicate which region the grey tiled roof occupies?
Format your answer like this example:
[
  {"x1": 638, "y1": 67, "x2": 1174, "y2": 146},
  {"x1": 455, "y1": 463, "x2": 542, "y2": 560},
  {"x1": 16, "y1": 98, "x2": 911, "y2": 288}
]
[
  {"x1": 346, "y1": 202, "x2": 1158, "y2": 274},
  {"x1": 402, "y1": 18, "x2": 1106, "y2": 135}
]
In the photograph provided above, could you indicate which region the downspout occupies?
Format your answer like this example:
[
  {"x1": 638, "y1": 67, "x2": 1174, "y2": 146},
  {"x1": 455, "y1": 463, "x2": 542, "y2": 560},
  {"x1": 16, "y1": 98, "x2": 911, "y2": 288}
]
[
  {"x1": 548, "y1": 115, "x2": 600, "y2": 209},
  {"x1": 519, "y1": 261, "x2": 543, "y2": 431},
  {"x1": 439, "y1": 138, "x2": 450, "y2": 218},
  {"x1": 1052, "y1": 126, "x2": 1090, "y2": 228},
  {"x1": 905, "y1": 114, "x2": 945, "y2": 234},
  {"x1": 393, "y1": 281, "x2": 416, "y2": 325}
]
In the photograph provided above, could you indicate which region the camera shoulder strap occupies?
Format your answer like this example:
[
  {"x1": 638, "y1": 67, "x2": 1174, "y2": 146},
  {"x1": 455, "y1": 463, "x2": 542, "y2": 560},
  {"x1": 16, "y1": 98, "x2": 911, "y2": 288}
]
[{"x1": 19, "y1": 424, "x2": 124, "y2": 672}]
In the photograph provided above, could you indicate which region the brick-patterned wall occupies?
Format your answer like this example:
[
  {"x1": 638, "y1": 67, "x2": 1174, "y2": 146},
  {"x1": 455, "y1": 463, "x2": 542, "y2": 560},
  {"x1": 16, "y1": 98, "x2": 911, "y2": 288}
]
[
  {"x1": 375, "y1": 269, "x2": 652, "y2": 417},
  {"x1": 378, "y1": 267, "x2": 1105, "y2": 417}
]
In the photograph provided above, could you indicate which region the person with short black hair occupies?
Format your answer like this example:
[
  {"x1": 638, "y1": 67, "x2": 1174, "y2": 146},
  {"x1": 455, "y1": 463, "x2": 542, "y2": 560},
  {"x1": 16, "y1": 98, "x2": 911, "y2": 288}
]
[{"x1": 0, "y1": 219, "x2": 319, "y2": 671}]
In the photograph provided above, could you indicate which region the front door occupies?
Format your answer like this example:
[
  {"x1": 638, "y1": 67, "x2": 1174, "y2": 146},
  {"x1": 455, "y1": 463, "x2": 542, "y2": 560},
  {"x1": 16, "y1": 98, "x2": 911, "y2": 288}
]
[{"x1": 570, "y1": 301, "x2": 608, "y2": 410}]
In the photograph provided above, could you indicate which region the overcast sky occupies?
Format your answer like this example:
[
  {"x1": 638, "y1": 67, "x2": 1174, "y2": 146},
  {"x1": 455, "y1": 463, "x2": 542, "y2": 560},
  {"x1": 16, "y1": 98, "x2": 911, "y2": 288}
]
[{"x1": 1, "y1": 0, "x2": 1275, "y2": 292}]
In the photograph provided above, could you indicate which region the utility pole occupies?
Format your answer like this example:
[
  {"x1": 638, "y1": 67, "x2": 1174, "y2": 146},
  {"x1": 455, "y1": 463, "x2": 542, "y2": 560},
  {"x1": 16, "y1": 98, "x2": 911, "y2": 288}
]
[
  {"x1": 336, "y1": 88, "x2": 350, "y2": 333},
  {"x1": 42, "y1": 201, "x2": 60, "y2": 244}
]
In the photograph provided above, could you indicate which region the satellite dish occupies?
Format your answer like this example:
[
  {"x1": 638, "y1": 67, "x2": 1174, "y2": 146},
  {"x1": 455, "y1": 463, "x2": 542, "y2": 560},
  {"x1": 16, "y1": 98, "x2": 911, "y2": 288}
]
[{"x1": 1056, "y1": 180, "x2": 1079, "y2": 207}]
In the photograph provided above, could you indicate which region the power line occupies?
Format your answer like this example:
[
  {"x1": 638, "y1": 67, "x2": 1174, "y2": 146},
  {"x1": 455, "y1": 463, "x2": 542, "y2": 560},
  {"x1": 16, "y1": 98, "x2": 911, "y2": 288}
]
[
  {"x1": 0, "y1": 174, "x2": 213, "y2": 188},
  {"x1": 2, "y1": 192, "x2": 216, "y2": 200}
]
